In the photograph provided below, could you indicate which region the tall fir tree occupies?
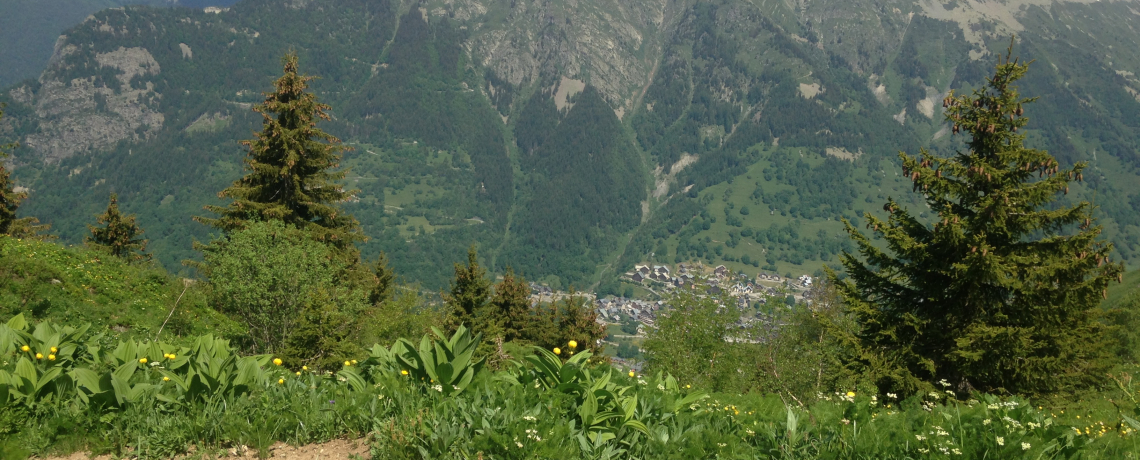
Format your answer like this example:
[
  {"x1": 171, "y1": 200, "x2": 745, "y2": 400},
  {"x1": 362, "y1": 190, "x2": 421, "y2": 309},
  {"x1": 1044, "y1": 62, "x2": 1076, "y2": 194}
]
[
  {"x1": 87, "y1": 193, "x2": 150, "y2": 262},
  {"x1": 832, "y1": 46, "x2": 1125, "y2": 396},
  {"x1": 0, "y1": 106, "x2": 51, "y2": 240},
  {"x1": 195, "y1": 52, "x2": 362, "y2": 257},
  {"x1": 444, "y1": 245, "x2": 491, "y2": 332}
]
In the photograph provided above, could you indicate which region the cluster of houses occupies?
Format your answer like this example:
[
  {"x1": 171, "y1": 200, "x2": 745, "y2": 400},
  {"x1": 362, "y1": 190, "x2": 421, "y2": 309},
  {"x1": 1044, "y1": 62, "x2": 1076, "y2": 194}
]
[
  {"x1": 625, "y1": 262, "x2": 813, "y2": 297},
  {"x1": 595, "y1": 297, "x2": 662, "y2": 328},
  {"x1": 519, "y1": 263, "x2": 817, "y2": 341}
]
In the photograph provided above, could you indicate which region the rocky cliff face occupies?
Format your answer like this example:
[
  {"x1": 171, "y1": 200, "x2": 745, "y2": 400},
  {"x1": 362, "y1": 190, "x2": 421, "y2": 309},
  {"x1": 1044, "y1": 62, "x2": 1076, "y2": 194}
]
[
  {"x1": 13, "y1": 38, "x2": 164, "y2": 163},
  {"x1": 10, "y1": 0, "x2": 1139, "y2": 164},
  {"x1": 458, "y1": 0, "x2": 677, "y2": 113}
]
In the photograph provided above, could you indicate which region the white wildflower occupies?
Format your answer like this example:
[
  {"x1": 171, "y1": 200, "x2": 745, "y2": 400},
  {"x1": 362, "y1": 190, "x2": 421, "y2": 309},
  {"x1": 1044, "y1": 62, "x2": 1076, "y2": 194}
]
[
  {"x1": 1021, "y1": 442, "x2": 1031, "y2": 450},
  {"x1": 995, "y1": 436, "x2": 1004, "y2": 446}
]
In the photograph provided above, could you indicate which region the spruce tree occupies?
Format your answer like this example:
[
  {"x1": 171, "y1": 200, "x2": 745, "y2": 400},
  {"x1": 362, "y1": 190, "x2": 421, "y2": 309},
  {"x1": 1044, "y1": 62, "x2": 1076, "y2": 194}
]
[
  {"x1": 196, "y1": 52, "x2": 362, "y2": 256},
  {"x1": 369, "y1": 251, "x2": 396, "y2": 305},
  {"x1": 87, "y1": 193, "x2": 150, "y2": 262},
  {"x1": 833, "y1": 47, "x2": 1125, "y2": 396},
  {"x1": 444, "y1": 245, "x2": 491, "y2": 332},
  {"x1": 537, "y1": 293, "x2": 608, "y2": 361},
  {"x1": 487, "y1": 268, "x2": 533, "y2": 343},
  {"x1": 0, "y1": 106, "x2": 51, "y2": 240}
]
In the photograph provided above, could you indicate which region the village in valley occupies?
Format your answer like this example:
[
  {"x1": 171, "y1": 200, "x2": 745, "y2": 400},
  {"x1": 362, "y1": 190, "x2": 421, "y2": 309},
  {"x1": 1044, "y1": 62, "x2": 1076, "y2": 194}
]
[{"x1": 528, "y1": 261, "x2": 818, "y2": 364}]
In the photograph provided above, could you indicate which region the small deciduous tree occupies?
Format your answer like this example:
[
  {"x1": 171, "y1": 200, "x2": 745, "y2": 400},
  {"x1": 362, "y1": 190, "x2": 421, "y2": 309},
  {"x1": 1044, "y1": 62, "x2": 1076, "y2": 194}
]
[
  {"x1": 644, "y1": 292, "x2": 743, "y2": 391},
  {"x1": 199, "y1": 220, "x2": 367, "y2": 356},
  {"x1": 196, "y1": 52, "x2": 363, "y2": 258},
  {"x1": 86, "y1": 193, "x2": 150, "y2": 262},
  {"x1": 832, "y1": 46, "x2": 1125, "y2": 396}
]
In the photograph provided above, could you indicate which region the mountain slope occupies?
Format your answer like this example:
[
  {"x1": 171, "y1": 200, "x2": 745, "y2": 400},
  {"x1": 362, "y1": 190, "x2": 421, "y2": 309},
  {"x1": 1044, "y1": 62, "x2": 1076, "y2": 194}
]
[
  {"x1": 0, "y1": 0, "x2": 243, "y2": 88},
  {"x1": 3, "y1": 0, "x2": 1140, "y2": 290}
]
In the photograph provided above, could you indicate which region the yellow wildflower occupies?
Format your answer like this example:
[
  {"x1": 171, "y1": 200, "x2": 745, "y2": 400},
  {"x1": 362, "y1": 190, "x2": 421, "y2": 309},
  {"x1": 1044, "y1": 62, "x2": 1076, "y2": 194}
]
[
  {"x1": 846, "y1": 391, "x2": 856, "y2": 398},
  {"x1": 273, "y1": 358, "x2": 283, "y2": 366},
  {"x1": 296, "y1": 371, "x2": 301, "y2": 376},
  {"x1": 50, "y1": 346, "x2": 58, "y2": 353},
  {"x1": 302, "y1": 366, "x2": 309, "y2": 371},
  {"x1": 139, "y1": 358, "x2": 148, "y2": 364},
  {"x1": 278, "y1": 378, "x2": 285, "y2": 385},
  {"x1": 352, "y1": 359, "x2": 358, "y2": 365},
  {"x1": 344, "y1": 360, "x2": 351, "y2": 367},
  {"x1": 20, "y1": 345, "x2": 29, "y2": 352},
  {"x1": 163, "y1": 376, "x2": 170, "y2": 382},
  {"x1": 401, "y1": 370, "x2": 409, "y2": 375},
  {"x1": 553, "y1": 347, "x2": 561, "y2": 355},
  {"x1": 629, "y1": 371, "x2": 635, "y2": 378},
  {"x1": 568, "y1": 340, "x2": 578, "y2": 349},
  {"x1": 35, "y1": 353, "x2": 43, "y2": 360},
  {"x1": 48, "y1": 354, "x2": 56, "y2": 361}
]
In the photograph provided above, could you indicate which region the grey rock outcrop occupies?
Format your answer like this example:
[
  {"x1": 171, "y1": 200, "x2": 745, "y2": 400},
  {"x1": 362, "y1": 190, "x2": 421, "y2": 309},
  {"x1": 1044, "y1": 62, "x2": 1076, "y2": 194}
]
[{"x1": 19, "y1": 43, "x2": 164, "y2": 163}]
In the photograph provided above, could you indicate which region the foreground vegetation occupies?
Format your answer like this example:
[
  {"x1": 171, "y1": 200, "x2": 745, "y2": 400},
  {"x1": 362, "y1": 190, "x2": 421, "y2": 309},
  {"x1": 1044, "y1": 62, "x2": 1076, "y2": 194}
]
[{"x1": 2, "y1": 313, "x2": 1139, "y2": 459}]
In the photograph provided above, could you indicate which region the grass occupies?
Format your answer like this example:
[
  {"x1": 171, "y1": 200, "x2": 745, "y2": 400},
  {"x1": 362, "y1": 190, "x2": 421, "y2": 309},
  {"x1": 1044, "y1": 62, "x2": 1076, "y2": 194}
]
[
  {"x1": 4, "y1": 324, "x2": 1139, "y2": 459},
  {"x1": 0, "y1": 236, "x2": 237, "y2": 342},
  {"x1": 1106, "y1": 269, "x2": 1140, "y2": 310}
]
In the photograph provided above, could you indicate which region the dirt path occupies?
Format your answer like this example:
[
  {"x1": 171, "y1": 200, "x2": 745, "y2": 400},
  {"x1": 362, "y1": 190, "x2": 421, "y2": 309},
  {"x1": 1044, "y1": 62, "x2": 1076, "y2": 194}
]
[{"x1": 42, "y1": 438, "x2": 370, "y2": 460}]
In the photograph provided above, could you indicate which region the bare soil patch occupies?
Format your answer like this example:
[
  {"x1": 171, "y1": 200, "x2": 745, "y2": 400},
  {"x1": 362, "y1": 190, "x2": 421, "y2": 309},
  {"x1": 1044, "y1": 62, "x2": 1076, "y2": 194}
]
[{"x1": 41, "y1": 438, "x2": 370, "y2": 460}]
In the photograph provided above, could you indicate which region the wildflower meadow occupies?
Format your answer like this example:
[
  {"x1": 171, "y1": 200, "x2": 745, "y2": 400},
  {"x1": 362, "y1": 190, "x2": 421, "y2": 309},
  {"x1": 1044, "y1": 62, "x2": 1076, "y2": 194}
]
[{"x1": 2, "y1": 313, "x2": 1139, "y2": 459}]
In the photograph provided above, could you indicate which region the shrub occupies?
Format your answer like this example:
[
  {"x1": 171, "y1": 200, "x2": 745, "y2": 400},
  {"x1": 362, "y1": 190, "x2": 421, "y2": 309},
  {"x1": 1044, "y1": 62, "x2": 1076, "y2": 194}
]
[{"x1": 198, "y1": 220, "x2": 367, "y2": 356}]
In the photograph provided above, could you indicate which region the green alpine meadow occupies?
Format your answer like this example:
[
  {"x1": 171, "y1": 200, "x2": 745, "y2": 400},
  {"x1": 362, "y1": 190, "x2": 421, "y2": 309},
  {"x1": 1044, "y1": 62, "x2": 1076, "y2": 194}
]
[{"x1": 2, "y1": 0, "x2": 1140, "y2": 458}]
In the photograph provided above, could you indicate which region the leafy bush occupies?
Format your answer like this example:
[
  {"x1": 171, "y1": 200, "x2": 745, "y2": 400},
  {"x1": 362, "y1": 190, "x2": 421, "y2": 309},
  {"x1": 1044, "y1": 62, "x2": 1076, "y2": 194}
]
[{"x1": 198, "y1": 220, "x2": 368, "y2": 357}]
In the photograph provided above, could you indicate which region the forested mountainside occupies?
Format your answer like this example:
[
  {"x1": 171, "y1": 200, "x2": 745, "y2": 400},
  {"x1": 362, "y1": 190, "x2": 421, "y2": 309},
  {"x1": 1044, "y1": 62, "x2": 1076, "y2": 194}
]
[{"x1": 3, "y1": 0, "x2": 1140, "y2": 290}]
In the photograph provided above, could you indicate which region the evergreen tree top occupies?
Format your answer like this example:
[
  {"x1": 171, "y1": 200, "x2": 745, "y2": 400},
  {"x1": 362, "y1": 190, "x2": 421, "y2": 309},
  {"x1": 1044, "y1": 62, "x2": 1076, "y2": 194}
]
[
  {"x1": 196, "y1": 52, "x2": 362, "y2": 253},
  {"x1": 834, "y1": 43, "x2": 1125, "y2": 397},
  {"x1": 87, "y1": 193, "x2": 149, "y2": 262}
]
